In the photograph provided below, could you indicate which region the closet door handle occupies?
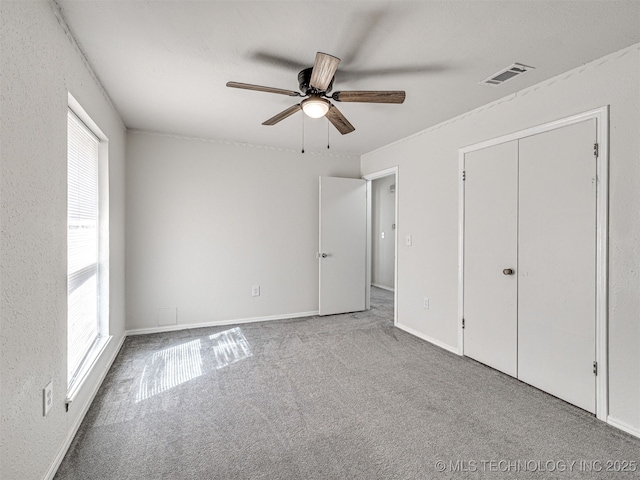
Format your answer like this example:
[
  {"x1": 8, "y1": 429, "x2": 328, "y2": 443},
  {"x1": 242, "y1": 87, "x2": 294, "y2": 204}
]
[{"x1": 503, "y1": 268, "x2": 515, "y2": 275}]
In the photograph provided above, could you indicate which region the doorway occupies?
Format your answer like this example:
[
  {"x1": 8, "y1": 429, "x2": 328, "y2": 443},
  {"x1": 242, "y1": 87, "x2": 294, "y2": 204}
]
[{"x1": 364, "y1": 167, "x2": 398, "y2": 325}]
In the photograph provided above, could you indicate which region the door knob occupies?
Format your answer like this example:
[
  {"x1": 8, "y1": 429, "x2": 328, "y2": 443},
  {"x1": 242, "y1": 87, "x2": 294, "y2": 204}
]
[
  {"x1": 503, "y1": 268, "x2": 515, "y2": 275},
  {"x1": 321, "y1": 253, "x2": 328, "y2": 258}
]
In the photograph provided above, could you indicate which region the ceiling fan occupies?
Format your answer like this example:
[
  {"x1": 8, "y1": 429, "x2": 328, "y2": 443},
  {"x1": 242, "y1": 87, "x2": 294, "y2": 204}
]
[{"x1": 226, "y1": 52, "x2": 405, "y2": 135}]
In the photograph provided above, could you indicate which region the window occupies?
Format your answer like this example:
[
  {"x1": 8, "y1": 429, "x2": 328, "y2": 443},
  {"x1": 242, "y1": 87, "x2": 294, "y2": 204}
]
[{"x1": 67, "y1": 105, "x2": 108, "y2": 394}]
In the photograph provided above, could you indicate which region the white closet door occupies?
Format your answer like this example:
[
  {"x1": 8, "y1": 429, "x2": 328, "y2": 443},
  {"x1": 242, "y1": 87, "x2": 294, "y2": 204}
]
[
  {"x1": 518, "y1": 119, "x2": 597, "y2": 413},
  {"x1": 464, "y1": 141, "x2": 518, "y2": 377}
]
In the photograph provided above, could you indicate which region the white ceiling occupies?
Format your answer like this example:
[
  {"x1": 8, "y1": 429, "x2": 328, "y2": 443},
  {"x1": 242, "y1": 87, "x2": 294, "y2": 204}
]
[{"x1": 57, "y1": 0, "x2": 639, "y2": 156}]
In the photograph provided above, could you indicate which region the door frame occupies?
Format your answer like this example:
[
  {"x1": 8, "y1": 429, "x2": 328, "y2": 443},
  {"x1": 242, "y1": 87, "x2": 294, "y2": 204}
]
[
  {"x1": 363, "y1": 166, "x2": 399, "y2": 326},
  {"x1": 457, "y1": 106, "x2": 609, "y2": 420}
]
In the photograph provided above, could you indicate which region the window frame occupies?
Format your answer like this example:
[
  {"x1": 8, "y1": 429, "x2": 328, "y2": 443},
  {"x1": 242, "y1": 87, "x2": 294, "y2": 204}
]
[{"x1": 66, "y1": 94, "x2": 111, "y2": 401}]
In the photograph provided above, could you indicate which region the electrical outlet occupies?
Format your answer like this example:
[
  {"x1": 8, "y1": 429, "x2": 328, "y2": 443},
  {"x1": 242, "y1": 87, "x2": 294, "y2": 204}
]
[
  {"x1": 251, "y1": 285, "x2": 260, "y2": 297},
  {"x1": 423, "y1": 297, "x2": 430, "y2": 309},
  {"x1": 43, "y1": 381, "x2": 53, "y2": 417}
]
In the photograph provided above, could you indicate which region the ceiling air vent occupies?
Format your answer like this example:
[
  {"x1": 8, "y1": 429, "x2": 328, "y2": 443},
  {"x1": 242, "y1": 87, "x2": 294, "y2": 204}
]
[{"x1": 481, "y1": 63, "x2": 534, "y2": 86}]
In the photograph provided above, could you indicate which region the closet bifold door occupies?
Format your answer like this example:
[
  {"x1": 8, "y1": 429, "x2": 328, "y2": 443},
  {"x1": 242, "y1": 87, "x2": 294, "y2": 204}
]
[
  {"x1": 517, "y1": 119, "x2": 597, "y2": 413},
  {"x1": 463, "y1": 140, "x2": 518, "y2": 377}
]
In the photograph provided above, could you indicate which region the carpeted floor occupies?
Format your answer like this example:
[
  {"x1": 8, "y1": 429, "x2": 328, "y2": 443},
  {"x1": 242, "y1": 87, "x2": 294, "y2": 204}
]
[{"x1": 55, "y1": 287, "x2": 639, "y2": 479}]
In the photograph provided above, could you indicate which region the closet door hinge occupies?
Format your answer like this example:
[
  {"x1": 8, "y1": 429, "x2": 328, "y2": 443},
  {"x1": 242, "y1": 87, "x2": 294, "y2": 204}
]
[
  {"x1": 462, "y1": 318, "x2": 465, "y2": 329},
  {"x1": 593, "y1": 143, "x2": 599, "y2": 158},
  {"x1": 462, "y1": 170, "x2": 466, "y2": 181},
  {"x1": 593, "y1": 361, "x2": 598, "y2": 376}
]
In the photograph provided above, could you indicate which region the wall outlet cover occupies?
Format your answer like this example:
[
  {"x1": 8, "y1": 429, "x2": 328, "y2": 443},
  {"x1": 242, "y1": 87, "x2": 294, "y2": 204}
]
[{"x1": 43, "y1": 381, "x2": 53, "y2": 417}]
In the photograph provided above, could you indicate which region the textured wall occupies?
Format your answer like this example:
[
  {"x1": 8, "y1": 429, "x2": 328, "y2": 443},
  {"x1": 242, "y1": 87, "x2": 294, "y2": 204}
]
[
  {"x1": 126, "y1": 132, "x2": 360, "y2": 331},
  {"x1": 0, "y1": 2, "x2": 126, "y2": 479},
  {"x1": 371, "y1": 176, "x2": 395, "y2": 289},
  {"x1": 361, "y1": 45, "x2": 640, "y2": 432}
]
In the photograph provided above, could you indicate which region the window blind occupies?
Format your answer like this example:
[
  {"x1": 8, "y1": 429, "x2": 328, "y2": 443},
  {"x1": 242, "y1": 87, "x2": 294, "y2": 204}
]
[{"x1": 67, "y1": 109, "x2": 100, "y2": 388}]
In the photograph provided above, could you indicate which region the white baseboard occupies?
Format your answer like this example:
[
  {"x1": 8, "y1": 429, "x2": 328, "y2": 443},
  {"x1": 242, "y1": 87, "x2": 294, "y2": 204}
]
[
  {"x1": 396, "y1": 323, "x2": 460, "y2": 355},
  {"x1": 126, "y1": 310, "x2": 319, "y2": 336},
  {"x1": 607, "y1": 416, "x2": 640, "y2": 439},
  {"x1": 44, "y1": 333, "x2": 126, "y2": 480},
  {"x1": 371, "y1": 283, "x2": 395, "y2": 292}
]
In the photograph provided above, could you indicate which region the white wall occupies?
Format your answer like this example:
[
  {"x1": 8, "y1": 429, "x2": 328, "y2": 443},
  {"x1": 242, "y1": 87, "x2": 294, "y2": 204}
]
[
  {"x1": 126, "y1": 132, "x2": 360, "y2": 331},
  {"x1": 0, "y1": 2, "x2": 127, "y2": 479},
  {"x1": 371, "y1": 176, "x2": 395, "y2": 289},
  {"x1": 361, "y1": 45, "x2": 640, "y2": 432}
]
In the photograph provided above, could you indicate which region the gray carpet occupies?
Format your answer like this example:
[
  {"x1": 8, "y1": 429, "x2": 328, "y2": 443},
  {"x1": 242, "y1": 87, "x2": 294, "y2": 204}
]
[{"x1": 55, "y1": 287, "x2": 639, "y2": 479}]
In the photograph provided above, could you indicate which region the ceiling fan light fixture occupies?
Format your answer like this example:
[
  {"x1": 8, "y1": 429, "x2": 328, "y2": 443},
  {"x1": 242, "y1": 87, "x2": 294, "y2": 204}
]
[{"x1": 301, "y1": 96, "x2": 330, "y2": 118}]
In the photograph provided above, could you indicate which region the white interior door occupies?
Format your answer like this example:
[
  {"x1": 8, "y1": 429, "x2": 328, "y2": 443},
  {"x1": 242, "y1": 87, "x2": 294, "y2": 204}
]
[
  {"x1": 463, "y1": 141, "x2": 519, "y2": 376},
  {"x1": 518, "y1": 119, "x2": 597, "y2": 413},
  {"x1": 319, "y1": 177, "x2": 367, "y2": 316}
]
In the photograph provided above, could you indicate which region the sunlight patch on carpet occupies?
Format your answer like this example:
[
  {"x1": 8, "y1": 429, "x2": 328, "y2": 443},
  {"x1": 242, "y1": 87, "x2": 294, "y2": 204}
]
[
  {"x1": 210, "y1": 327, "x2": 253, "y2": 370},
  {"x1": 136, "y1": 339, "x2": 204, "y2": 402}
]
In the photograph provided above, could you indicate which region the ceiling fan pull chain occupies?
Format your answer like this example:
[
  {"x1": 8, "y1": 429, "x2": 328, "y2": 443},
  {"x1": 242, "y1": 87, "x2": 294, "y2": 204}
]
[
  {"x1": 301, "y1": 111, "x2": 305, "y2": 154},
  {"x1": 327, "y1": 118, "x2": 330, "y2": 150}
]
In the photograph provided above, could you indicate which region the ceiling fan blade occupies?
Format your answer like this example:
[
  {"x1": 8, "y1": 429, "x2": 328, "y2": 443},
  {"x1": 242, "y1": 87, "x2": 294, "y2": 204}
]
[
  {"x1": 226, "y1": 81, "x2": 301, "y2": 97},
  {"x1": 325, "y1": 105, "x2": 355, "y2": 135},
  {"x1": 262, "y1": 104, "x2": 302, "y2": 126},
  {"x1": 309, "y1": 52, "x2": 341, "y2": 91},
  {"x1": 337, "y1": 64, "x2": 447, "y2": 82},
  {"x1": 250, "y1": 51, "x2": 308, "y2": 71},
  {"x1": 332, "y1": 91, "x2": 406, "y2": 104}
]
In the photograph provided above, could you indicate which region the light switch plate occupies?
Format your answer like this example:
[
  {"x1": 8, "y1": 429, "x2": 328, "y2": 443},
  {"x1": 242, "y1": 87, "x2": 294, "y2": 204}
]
[{"x1": 405, "y1": 235, "x2": 412, "y2": 246}]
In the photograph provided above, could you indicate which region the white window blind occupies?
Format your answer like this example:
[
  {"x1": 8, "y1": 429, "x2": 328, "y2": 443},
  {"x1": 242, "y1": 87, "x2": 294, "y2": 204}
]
[{"x1": 67, "y1": 109, "x2": 101, "y2": 388}]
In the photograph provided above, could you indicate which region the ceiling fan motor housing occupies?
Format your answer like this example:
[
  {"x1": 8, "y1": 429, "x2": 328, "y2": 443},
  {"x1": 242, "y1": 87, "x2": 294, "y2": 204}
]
[{"x1": 298, "y1": 67, "x2": 333, "y2": 95}]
